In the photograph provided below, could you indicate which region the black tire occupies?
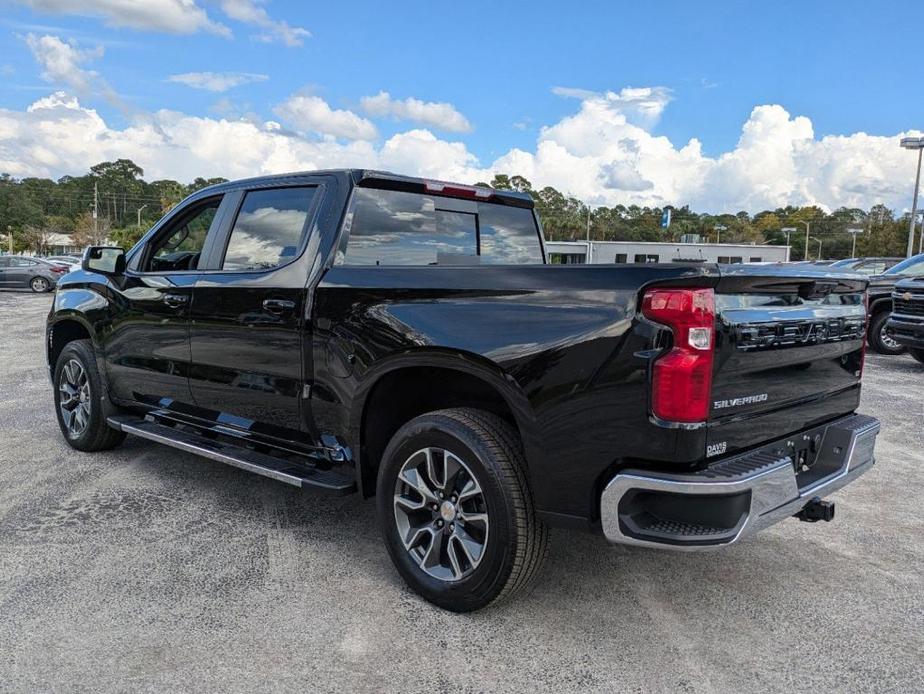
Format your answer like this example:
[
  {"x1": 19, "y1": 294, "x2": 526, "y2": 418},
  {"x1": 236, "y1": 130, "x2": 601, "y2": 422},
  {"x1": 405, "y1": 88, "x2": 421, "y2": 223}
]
[
  {"x1": 30, "y1": 276, "x2": 51, "y2": 293},
  {"x1": 867, "y1": 310, "x2": 905, "y2": 355},
  {"x1": 909, "y1": 348, "x2": 924, "y2": 365},
  {"x1": 53, "y1": 339, "x2": 126, "y2": 452},
  {"x1": 376, "y1": 408, "x2": 549, "y2": 612}
]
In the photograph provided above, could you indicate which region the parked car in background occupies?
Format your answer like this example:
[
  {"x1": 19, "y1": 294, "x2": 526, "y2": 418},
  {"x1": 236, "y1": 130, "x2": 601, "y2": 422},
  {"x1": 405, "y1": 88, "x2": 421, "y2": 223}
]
[
  {"x1": 44, "y1": 255, "x2": 81, "y2": 270},
  {"x1": 0, "y1": 256, "x2": 64, "y2": 292},
  {"x1": 867, "y1": 253, "x2": 924, "y2": 354},
  {"x1": 829, "y1": 257, "x2": 903, "y2": 275},
  {"x1": 886, "y1": 278, "x2": 924, "y2": 364}
]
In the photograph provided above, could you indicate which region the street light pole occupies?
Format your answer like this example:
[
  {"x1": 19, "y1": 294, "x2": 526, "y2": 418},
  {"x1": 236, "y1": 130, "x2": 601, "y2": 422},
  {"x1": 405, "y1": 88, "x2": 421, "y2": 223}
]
[
  {"x1": 900, "y1": 137, "x2": 924, "y2": 258},
  {"x1": 810, "y1": 236, "x2": 822, "y2": 259},
  {"x1": 136, "y1": 204, "x2": 148, "y2": 229},
  {"x1": 781, "y1": 227, "x2": 796, "y2": 255},
  {"x1": 714, "y1": 224, "x2": 727, "y2": 244},
  {"x1": 801, "y1": 221, "x2": 811, "y2": 260}
]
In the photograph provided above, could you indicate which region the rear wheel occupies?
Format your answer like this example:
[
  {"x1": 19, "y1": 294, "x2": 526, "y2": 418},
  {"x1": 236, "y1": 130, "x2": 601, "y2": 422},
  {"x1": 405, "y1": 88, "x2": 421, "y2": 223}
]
[
  {"x1": 30, "y1": 276, "x2": 51, "y2": 293},
  {"x1": 53, "y1": 340, "x2": 125, "y2": 451},
  {"x1": 867, "y1": 310, "x2": 904, "y2": 355},
  {"x1": 909, "y1": 347, "x2": 924, "y2": 365},
  {"x1": 377, "y1": 408, "x2": 548, "y2": 612}
]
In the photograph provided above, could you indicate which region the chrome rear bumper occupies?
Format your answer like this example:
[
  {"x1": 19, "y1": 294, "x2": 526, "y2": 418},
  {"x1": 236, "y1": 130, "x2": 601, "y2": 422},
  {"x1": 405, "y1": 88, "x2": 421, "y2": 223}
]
[{"x1": 600, "y1": 414, "x2": 880, "y2": 550}]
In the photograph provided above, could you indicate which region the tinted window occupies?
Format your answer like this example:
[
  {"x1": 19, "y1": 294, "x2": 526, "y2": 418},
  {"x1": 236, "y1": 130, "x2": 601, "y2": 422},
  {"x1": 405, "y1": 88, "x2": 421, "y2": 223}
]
[
  {"x1": 222, "y1": 187, "x2": 316, "y2": 271},
  {"x1": 478, "y1": 204, "x2": 543, "y2": 264},
  {"x1": 146, "y1": 197, "x2": 221, "y2": 272},
  {"x1": 885, "y1": 255, "x2": 924, "y2": 275},
  {"x1": 340, "y1": 188, "x2": 542, "y2": 266}
]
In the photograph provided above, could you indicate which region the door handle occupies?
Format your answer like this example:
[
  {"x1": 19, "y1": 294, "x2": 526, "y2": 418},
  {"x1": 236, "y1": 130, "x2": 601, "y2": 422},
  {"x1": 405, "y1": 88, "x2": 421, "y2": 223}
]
[
  {"x1": 262, "y1": 298, "x2": 296, "y2": 315},
  {"x1": 163, "y1": 293, "x2": 189, "y2": 309}
]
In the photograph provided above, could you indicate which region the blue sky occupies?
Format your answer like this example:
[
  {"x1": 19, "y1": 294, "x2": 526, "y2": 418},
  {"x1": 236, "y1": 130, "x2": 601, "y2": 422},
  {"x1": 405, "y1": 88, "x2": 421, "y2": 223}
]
[{"x1": 1, "y1": 0, "x2": 922, "y2": 212}]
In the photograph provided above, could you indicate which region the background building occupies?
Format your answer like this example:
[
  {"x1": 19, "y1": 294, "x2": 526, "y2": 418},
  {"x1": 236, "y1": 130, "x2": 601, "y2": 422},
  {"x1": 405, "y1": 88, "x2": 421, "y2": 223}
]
[{"x1": 545, "y1": 240, "x2": 791, "y2": 265}]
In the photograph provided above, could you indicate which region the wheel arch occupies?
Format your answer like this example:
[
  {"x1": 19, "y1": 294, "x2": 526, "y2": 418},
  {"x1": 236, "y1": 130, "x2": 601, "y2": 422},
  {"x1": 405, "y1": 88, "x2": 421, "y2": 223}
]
[
  {"x1": 349, "y1": 350, "x2": 539, "y2": 498},
  {"x1": 47, "y1": 313, "x2": 98, "y2": 371},
  {"x1": 869, "y1": 295, "x2": 892, "y2": 316}
]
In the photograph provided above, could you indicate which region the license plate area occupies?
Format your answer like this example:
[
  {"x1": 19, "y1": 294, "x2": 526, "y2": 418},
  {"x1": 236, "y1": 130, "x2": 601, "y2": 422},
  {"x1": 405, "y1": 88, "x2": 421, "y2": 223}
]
[{"x1": 787, "y1": 424, "x2": 855, "y2": 490}]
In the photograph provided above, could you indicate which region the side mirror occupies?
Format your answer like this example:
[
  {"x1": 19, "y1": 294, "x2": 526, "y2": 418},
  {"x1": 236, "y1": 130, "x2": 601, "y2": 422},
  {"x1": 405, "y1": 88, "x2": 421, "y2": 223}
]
[{"x1": 82, "y1": 246, "x2": 126, "y2": 275}]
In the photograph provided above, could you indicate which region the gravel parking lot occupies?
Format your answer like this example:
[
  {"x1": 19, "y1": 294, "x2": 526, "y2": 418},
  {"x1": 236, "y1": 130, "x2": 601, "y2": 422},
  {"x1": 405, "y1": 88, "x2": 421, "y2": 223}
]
[{"x1": 1, "y1": 289, "x2": 921, "y2": 693}]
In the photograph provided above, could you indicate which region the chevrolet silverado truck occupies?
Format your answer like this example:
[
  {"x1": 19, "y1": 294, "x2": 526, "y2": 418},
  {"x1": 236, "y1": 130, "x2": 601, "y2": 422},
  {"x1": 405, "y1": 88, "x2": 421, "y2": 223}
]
[
  {"x1": 865, "y1": 252, "x2": 924, "y2": 354},
  {"x1": 886, "y1": 277, "x2": 924, "y2": 363},
  {"x1": 47, "y1": 170, "x2": 880, "y2": 611}
]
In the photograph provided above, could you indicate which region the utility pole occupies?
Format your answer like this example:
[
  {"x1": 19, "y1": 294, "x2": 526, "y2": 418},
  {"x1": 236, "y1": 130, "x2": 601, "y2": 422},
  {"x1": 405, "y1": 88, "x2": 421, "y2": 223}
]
[
  {"x1": 801, "y1": 221, "x2": 811, "y2": 260},
  {"x1": 585, "y1": 205, "x2": 592, "y2": 264},
  {"x1": 92, "y1": 181, "x2": 99, "y2": 237}
]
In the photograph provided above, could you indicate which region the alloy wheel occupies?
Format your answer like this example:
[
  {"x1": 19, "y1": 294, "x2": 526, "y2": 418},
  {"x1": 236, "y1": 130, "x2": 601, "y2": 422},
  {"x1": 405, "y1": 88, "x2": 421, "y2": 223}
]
[
  {"x1": 59, "y1": 359, "x2": 91, "y2": 438},
  {"x1": 880, "y1": 324, "x2": 901, "y2": 351},
  {"x1": 31, "y1": 277, "x2": 49, "y2": 292},
  {"x1": 393, "y1": 447, "x2": 490, "y2": 582}
]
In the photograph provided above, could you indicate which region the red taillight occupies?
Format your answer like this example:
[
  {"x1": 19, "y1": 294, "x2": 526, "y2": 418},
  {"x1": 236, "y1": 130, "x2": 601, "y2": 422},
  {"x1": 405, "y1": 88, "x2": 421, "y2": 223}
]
[
  {"x1": 424, "y1": 180, "x2": 494, "y2": 200},
  {"x1": 642, "y1": 288, "x2": 716, "y2": 423},
  {"x1": 50, "y1": 265, "x2": 67, "y2": 273}
]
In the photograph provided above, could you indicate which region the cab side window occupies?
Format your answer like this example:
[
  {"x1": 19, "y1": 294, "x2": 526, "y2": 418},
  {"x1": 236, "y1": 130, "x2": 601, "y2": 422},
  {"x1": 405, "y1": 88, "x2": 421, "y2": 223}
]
[
  {"x1": 221, "y1": 187, "x2": 317, "y2": 271},
  {"x1": 143, "y1": 197, "x2": 222, "y2": 272}
]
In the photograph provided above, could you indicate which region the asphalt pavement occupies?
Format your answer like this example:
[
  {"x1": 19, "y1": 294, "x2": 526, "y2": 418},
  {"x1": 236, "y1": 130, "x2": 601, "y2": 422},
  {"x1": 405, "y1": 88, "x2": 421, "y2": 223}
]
[{"x1": 1, "y1": 289, "x2": 921, "y2": 693}]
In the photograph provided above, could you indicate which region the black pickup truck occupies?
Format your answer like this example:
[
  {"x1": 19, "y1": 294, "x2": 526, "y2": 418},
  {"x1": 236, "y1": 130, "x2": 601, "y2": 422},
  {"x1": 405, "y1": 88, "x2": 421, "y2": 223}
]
[
  {"x1": 47, "y1": 169, "x2": 880, "y2": 611},
  {"x1": 865, "y1": 252, "x2": 924, "y2": 354},
  {"x1": 886, "y1": 277, "x2": 924, "y2": 363}
]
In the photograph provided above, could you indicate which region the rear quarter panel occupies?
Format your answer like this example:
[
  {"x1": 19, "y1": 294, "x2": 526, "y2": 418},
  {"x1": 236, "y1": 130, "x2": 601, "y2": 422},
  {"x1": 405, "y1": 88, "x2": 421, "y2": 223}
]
[{"x1": 312, "y1": 263, "x2": 717, "y2": 523}]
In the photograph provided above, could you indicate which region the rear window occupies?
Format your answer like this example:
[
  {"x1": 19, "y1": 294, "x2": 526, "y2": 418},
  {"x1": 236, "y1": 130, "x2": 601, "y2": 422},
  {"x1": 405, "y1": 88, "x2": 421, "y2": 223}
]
[{"x1": 338, "y1": 188, "x2": 543, "y2": 266}]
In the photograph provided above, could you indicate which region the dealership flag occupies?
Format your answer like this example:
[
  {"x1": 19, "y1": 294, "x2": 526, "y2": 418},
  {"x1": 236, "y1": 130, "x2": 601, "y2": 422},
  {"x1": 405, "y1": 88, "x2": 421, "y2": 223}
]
[{"x1": 660, "y1": 208, "x2": 672, "y2": 228}]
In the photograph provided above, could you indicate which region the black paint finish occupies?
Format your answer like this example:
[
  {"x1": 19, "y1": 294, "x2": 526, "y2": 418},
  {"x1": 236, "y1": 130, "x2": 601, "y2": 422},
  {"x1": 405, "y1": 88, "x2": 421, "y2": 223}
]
[{"x1": 47, "y1": 169, "x2": 872, "y2": 528}]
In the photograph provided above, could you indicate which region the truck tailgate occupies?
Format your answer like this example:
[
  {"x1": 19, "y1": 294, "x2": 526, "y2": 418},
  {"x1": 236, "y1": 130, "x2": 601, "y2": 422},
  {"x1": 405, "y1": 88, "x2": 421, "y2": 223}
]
[{"x1": 706, "y1": 266, "x2": 867, "y2": 457}]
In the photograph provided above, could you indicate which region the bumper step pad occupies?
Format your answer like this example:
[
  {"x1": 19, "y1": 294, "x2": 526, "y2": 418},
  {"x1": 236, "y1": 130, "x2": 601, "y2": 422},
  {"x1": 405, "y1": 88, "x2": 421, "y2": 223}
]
[{"x1": 600, "y1": 414, "x2": 879, "y2": 550}]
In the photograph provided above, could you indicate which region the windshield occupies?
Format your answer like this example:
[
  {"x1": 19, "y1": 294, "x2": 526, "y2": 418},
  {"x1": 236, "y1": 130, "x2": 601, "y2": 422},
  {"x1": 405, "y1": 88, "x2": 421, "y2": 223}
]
[
  {"x1": 829, "y1": 258, "x2": 859, "y2": 268},
  {"x1": 884, "y1": 254, "x2": 924, "y2": 276}
]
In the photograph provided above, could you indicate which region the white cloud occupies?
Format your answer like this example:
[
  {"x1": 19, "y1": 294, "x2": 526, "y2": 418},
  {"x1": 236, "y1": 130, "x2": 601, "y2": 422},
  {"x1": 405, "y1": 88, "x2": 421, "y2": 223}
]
[
  {"x1": 22, "y1": 32, "x2": 131, "y2": 114},
  {"x1": 552, "y1": 85, "x2": 673, "y2": 128},
  {"x1": 19, "y1": 0, "x2": 230, "y2": 36},
  {"x1": 0, "y1": 92, "x2": 377, "y2": 181},
  {"x1": 25, "y1": 34, "x2": 103, "y2": 93},
  {"x1": 273, "y1": 94, "x2": 377, "y2": 141},
  {"x1": 377, "y1": 129, "x2": 478, "y2": 180},
  {"x1": 219, "y1": 0, "x2": 309, "y2": 46},
  {"x1": 169, "y1": 71, "x2": 268, "y2": 92},
  {"x1": 1, "y1": 89, "x2": 920, "y2": 216},
  {"x1": 360, "y1": 91, "x2": 472, "y2": 133}
]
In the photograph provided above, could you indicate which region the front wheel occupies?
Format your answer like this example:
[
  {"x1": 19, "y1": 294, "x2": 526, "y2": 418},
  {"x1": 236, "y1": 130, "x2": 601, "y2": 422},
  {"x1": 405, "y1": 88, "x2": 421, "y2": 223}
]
[
  {"x1": 53, "y1": 339, "x2": 126, "y2": 451},
  {"x1": 377, "y1": 408, "x2": 548, "y2": 612},
  {"x1": 30, "y1": 276, "x2": 51, "y2": 293},
  {"x1": 909, "y1": 347, "x2": 924, "y2": 365},
  {"x1": 867, "y1": 310, "x2": 905, "y2": 355}
]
